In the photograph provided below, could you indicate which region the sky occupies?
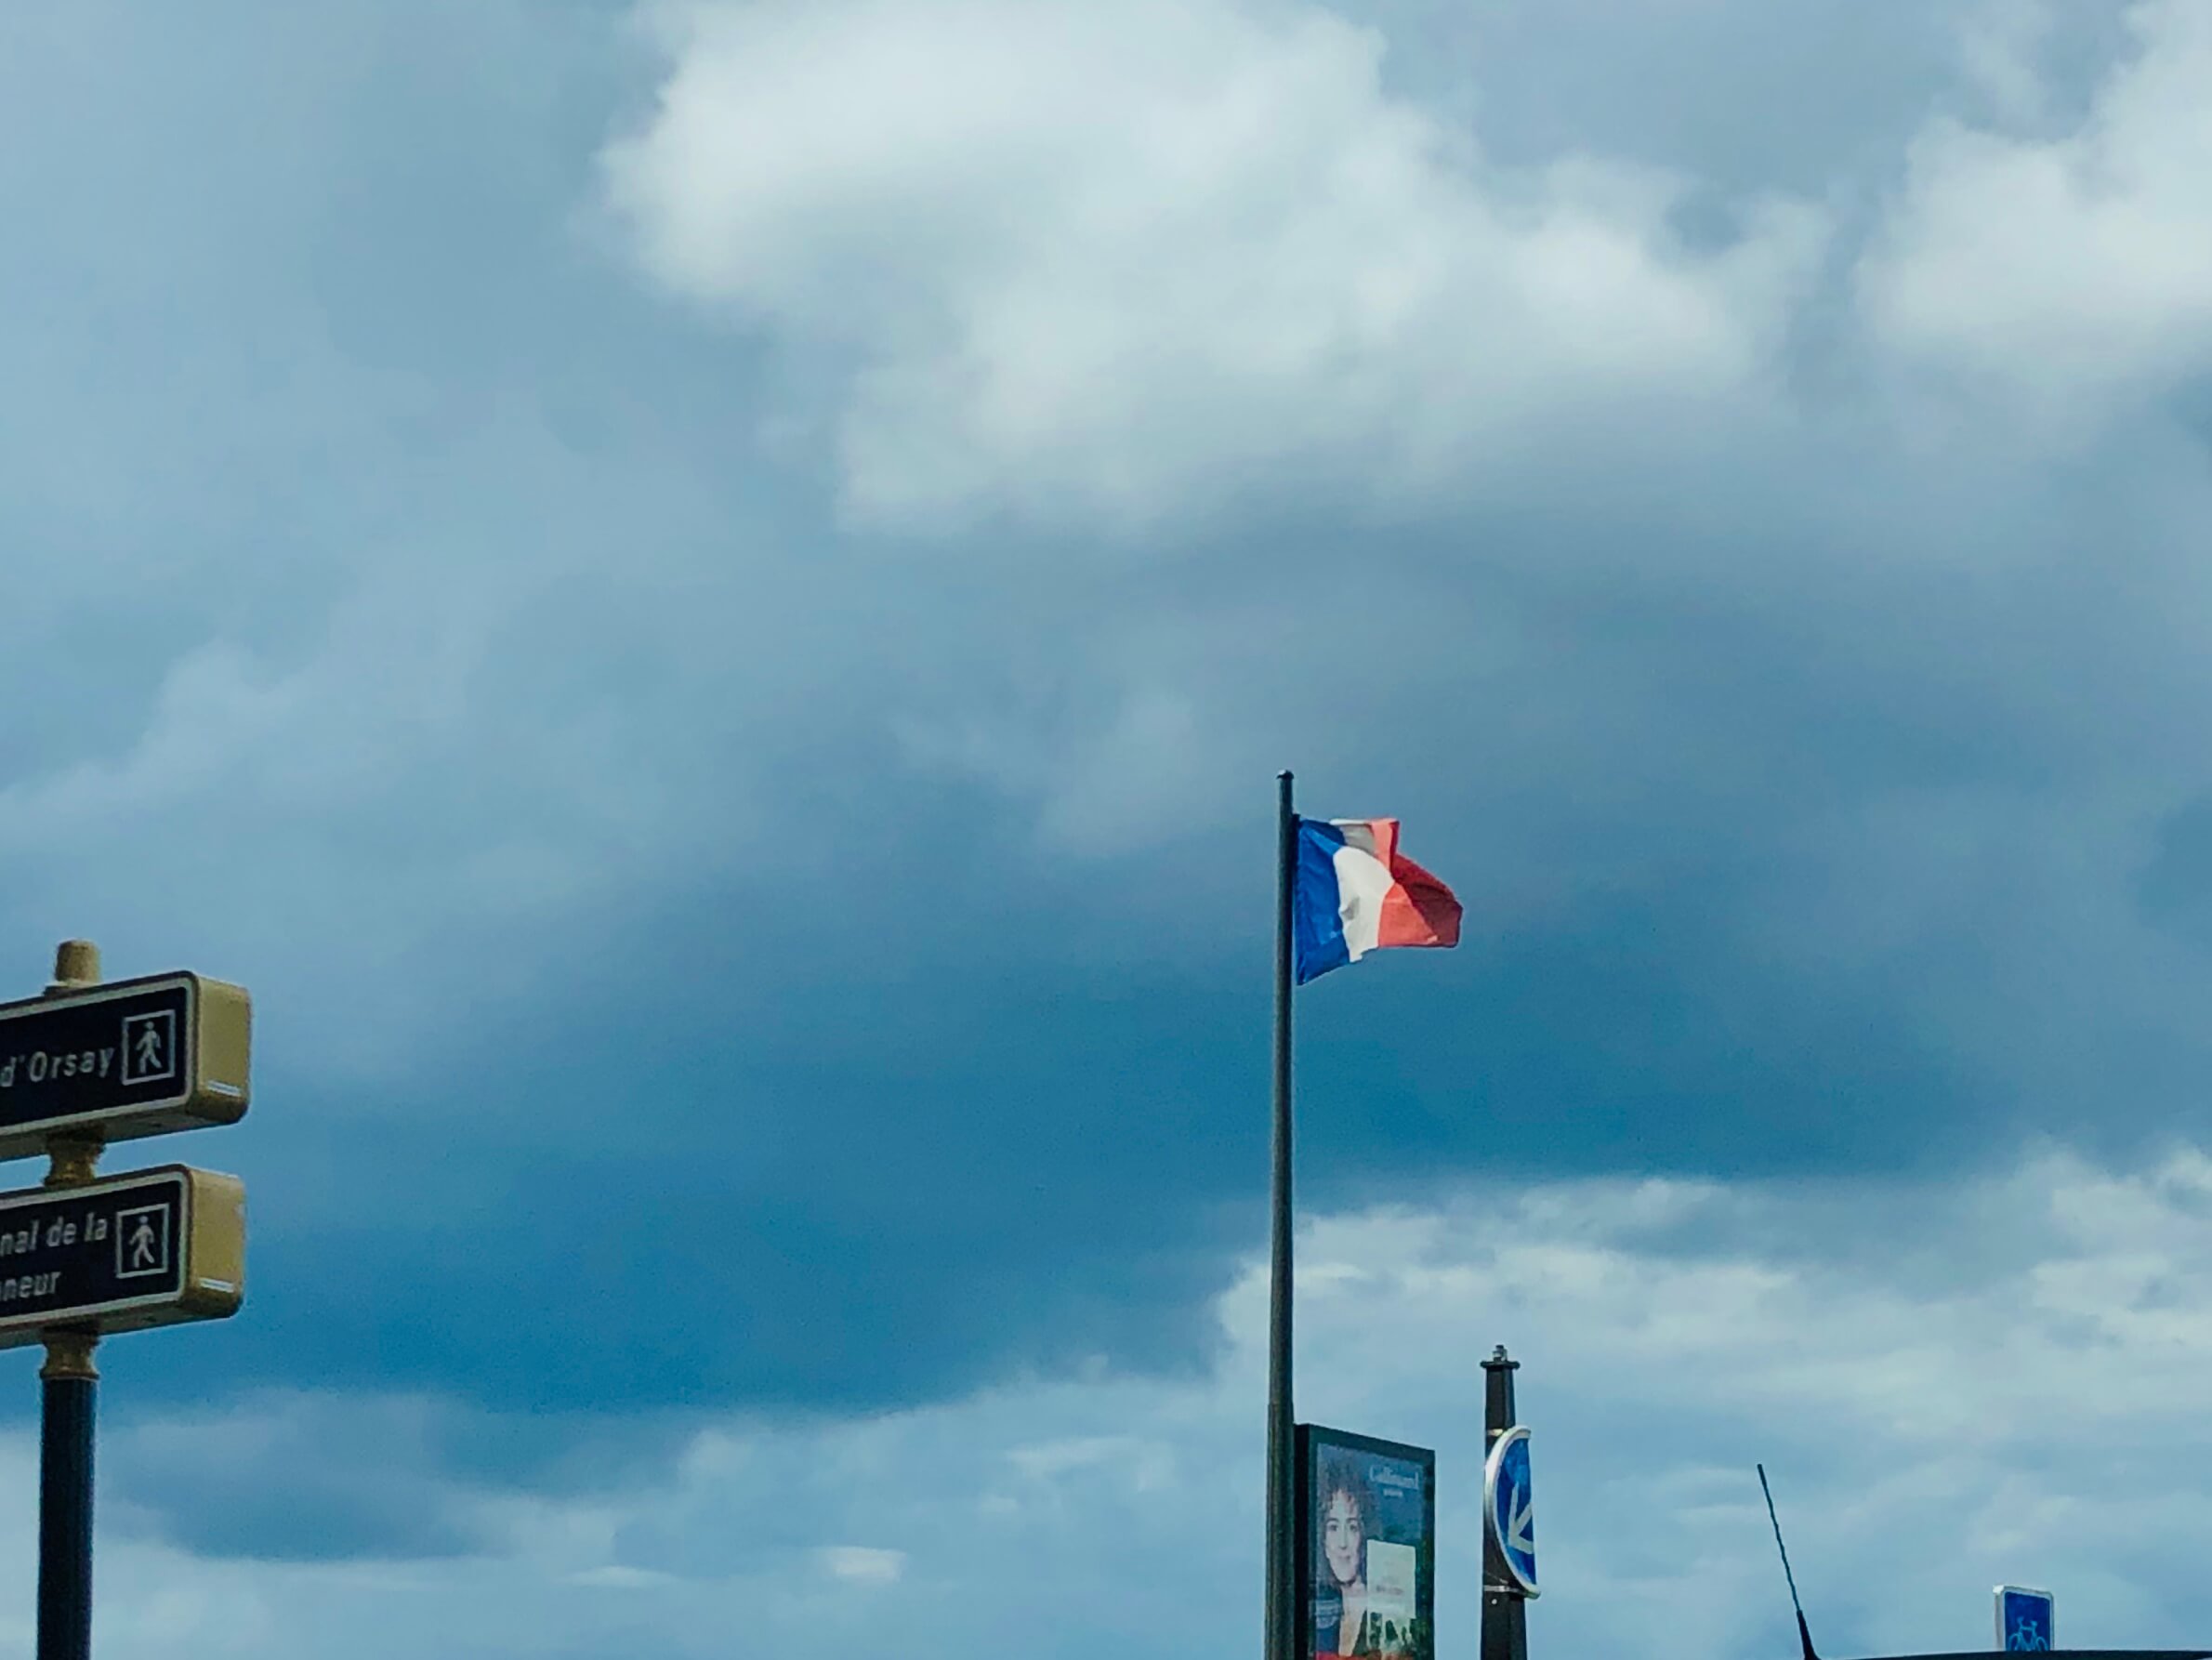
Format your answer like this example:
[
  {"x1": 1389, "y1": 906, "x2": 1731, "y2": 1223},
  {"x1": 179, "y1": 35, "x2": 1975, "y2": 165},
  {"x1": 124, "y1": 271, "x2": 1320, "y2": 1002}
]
[{"x1": 1, "y1": 0, "x2": 2211, "y2": 1654}]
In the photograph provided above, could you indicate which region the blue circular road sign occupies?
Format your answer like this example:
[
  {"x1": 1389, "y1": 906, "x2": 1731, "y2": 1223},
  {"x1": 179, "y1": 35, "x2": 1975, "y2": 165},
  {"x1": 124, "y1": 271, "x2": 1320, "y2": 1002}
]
[{"x1": 1484, "y1": 1425, "x2": 1538, "y2": 1598}]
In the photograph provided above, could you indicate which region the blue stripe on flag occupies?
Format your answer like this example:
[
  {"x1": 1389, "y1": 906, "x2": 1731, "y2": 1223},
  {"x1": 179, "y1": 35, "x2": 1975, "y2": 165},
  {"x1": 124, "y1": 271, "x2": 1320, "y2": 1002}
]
[{"x1": 1293, "y1": 818, "x2": 1350, "y2": 983}]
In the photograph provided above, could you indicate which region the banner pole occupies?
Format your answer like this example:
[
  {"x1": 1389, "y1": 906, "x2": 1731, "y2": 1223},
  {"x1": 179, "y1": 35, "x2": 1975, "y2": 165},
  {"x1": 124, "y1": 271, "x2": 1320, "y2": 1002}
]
[{"x1": 1267, "y1": 771, "x2": 1297, "y2": 1660}]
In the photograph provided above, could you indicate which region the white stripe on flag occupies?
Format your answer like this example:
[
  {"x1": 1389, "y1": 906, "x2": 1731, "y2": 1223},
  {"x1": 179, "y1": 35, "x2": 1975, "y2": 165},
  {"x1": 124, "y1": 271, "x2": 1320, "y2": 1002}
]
[{"x1": 1332, "y1": 841, "x2": 1394, "y2": 961}]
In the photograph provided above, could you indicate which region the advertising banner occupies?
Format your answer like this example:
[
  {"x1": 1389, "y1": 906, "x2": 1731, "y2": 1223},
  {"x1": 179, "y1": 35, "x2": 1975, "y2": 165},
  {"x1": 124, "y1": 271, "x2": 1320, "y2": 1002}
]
[{"x1": 1295, "y1": 1424, "x2": 1436, "y2": 1660}]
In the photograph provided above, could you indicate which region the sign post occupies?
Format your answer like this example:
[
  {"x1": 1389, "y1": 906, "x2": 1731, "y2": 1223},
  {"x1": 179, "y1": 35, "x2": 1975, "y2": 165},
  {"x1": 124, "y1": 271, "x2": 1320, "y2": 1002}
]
[
  {"x1": 1481, "y1": 1348, "x2": 1533, "y2": 1660},
  {"x1": 7, "y1": 942, "x2": 252, "y2": 1660},
  {"x1": 37, "y1": 940, "x2": 101, "y2": 1660},
  {"x1": 1996, "y1": 1587, "x2": 2055, "y2": 1652}
]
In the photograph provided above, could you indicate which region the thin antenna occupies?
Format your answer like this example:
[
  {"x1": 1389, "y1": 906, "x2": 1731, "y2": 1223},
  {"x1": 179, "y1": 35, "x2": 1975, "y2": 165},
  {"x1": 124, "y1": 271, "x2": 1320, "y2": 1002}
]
[{"x1": 1758, "y1": 1463, "x2": 1819, "y2": 1660}]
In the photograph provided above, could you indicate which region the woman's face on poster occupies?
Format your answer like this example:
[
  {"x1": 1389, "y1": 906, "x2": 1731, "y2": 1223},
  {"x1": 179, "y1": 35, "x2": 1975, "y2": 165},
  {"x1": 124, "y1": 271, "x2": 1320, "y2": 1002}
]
[{"x1": 1323, "y1": 1488, "x2": 1363, "y2": 1588}]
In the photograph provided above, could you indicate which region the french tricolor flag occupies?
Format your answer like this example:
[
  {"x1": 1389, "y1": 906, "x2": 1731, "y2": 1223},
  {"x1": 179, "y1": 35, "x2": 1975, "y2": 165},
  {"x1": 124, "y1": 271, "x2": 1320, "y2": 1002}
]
[{"x1": 1293, "y1": 818, "x2": 1462, "y2": 984}]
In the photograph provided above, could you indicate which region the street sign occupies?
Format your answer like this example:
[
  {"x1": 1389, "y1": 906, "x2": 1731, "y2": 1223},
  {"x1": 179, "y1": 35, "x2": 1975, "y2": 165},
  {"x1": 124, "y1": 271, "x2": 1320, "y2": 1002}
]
[
  {"x1": 1996, "y1": 1586, "x2": 2055, "y2": 1652},
  {"x1": 0, "y1": 1165, "x2": 244, "y2": 1349},
  {"x1": 0, "y1": 973, "x2": 250, "y2": 1160},
  {"x1": 1483, "y1": 1425, "x2": 1538, "y2": 1598}
]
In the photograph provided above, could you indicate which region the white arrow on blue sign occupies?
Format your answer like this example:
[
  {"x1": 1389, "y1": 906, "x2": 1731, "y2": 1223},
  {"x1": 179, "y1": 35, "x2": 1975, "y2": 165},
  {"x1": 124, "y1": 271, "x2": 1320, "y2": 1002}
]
[
  {"x1": 1995, "y1": 1586, "x2": 2053, "y2": 1652},
  {"x1": 1484, "y1": 1425, "x2": 1539, "y2": 1598}
]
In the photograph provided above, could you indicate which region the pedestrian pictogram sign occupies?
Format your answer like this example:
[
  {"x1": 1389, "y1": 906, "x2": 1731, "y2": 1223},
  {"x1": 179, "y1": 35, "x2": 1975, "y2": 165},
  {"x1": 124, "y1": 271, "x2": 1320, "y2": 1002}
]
[
  {"x1": 0, "y1": 1166, "x2": 242, "y2": 1348},
  {"x1": 0, "y1": 973, "x2": 250, "y2": 1160}
]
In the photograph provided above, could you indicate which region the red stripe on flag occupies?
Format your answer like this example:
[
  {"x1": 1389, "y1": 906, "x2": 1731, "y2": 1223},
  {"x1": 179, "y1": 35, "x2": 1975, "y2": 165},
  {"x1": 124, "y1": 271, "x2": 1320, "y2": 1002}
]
[{"x1": 1378, "y1": 848, "x2": 1462, "y2": 949}]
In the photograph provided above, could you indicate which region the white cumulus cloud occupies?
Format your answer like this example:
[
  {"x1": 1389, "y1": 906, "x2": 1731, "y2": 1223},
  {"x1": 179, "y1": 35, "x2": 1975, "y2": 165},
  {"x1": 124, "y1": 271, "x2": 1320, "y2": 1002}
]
[
  {"x1": 603, "y1": 0, "x2": 1825, "y2": 529},
  {"x1": 1861, "y1": 0, "x2": 2212, "y2": 420}
]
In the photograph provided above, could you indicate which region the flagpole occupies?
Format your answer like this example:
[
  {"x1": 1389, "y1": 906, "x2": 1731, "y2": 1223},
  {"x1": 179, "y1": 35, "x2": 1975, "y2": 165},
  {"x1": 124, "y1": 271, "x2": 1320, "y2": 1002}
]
[{"x1": 1267, "y1": 770, "x2": 1296, "y2": 1660}]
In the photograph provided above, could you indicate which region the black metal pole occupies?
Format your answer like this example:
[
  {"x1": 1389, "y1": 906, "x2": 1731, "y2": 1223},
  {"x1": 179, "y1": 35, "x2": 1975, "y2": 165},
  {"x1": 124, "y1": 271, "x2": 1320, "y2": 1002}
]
[
  {"x1": 1758, "y1": 1464, "x2": 1820, "y2": 1660},
  {"x1": 38, "y1": 1331, "x2": 97, "y2": 1660},
  {"x1": 1481, "y1": 1345, "x2": 1528, "y2": 1660},
  {"x1": 1266, "y1": 771, "x2": 1297, "y2": 1660},
  {"x1": 36, "y1": 945, "x2": 104, "y2": 1660}
]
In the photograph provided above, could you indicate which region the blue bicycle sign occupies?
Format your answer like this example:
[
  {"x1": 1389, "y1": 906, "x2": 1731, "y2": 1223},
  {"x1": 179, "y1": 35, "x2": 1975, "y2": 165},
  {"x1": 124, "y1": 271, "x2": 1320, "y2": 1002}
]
[{"x1": 1996, "y1": 1585, "x2": 2054, "y2": 1652}]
